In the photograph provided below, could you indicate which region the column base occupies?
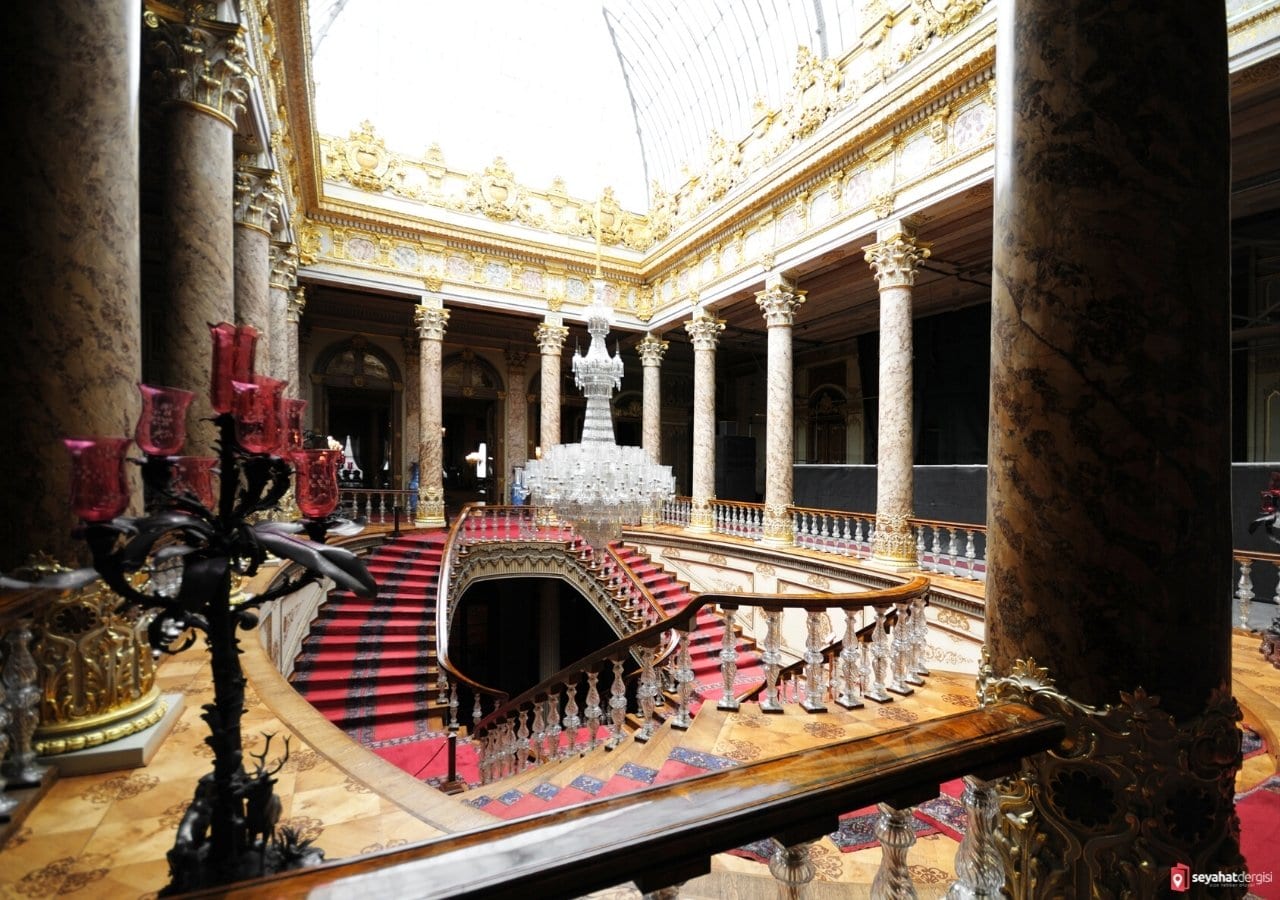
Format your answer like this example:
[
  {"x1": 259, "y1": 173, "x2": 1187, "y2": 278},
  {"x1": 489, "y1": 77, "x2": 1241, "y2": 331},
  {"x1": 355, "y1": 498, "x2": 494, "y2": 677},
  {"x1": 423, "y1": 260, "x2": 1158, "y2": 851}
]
[{"x1": 688, "y1": 498, "x2": 713, "y2": 532}]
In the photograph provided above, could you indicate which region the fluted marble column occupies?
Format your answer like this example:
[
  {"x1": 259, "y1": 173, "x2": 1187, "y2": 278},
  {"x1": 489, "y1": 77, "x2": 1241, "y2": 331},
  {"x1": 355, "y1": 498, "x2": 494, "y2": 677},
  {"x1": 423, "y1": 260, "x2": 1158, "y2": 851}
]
[
  {"x1": 636, "y1": 333, "x2": 668, "y2": 463},
  {"x1": 983, "y1": 1, "x2": 1237, "y2": 893},
  {"x1": 232, "y1": 163, "x2": 282, "y2": 344},
  {"x1": 284, "y1": 287, "x2": 307, "y2": 400},
  {"x1": 864, "y1": 224, "x2": 930, "y2": 568},
  {"x1": 147, "y1": 6, "x2": 250, "y2": 455},
  {"x1": 685, "y1": 312, "x2": 726, "y2": 532},
  {"x1": 268, "y1": 242, "x2": 298, "y2": 388},
  {"x1": 535, "y1": 317, "x2": 569, "y2": 452},
  {"x1": 416, "y1": 302, "x2": 449, "y2": 527},
  {"x1": 756, "y1": 275, "x2": 807, "y2": 544},
  {"x1": 6, "y1": 0, "x2": 142, "y2": 570},
  {"x1": 504, "y1": 349, "x2": 530, "y2": 494}
]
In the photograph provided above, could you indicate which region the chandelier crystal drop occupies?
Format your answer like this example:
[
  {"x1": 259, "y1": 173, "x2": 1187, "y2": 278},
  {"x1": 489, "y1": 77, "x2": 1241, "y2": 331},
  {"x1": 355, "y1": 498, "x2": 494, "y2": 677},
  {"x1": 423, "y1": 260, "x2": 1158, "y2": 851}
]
[{"x1": 524, "y1": 279, "x2": 674, "y2": 548}]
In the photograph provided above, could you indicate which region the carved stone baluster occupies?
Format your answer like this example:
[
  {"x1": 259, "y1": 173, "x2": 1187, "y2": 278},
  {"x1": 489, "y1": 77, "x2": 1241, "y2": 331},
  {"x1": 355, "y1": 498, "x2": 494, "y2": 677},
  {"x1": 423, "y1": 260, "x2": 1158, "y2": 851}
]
[
  {"x1": 760, "y1": 608, "x2": 785, "y2": 713},
  {"x1": 607, "y1": 657, "x2": 627, "y2": 748},
  {"x1": 584, "y1": 669, "x2": 602, "y2": 750},
  {"x1": 910, "y1": 595, "x2": 930, "y2": 679},
  {"x1": 866, "y1": 606, "x2": 892, "y2": 703},
  {"x1": 635, "y1": 645, "x2": 659, "y2": 742},
  {"x1": 946, "y1": 776, "x2": 1002, "y2": 899},
  {"x1": 871, "y1": 803, "x2": 919, "y2": 899},
  {"x1": 836, "y1": 606, "x2": 865, "y2": 709},
  {"x1": 1237, "y1": 557, "x2": 1254, "y2": 629},
  {"x1": 718, "y1": 606, "x2": 740, "y2": 711},
  {"x1": 670, "y1": 628, "x2": 695, "y2": 729},
  {"x1": 888, "y1": 601, "x2": 918, "y2": 694},
  {"x1": 562, "y1": 681, "x2": 581, "y2": 755},
  {"x1": 545, "y1": 691, "x2": 563, "y2": 760},
  {"x1": 768, "y1": 839, "x2": 817, "y2": 900},
  {"x1": 2, "y1": 620, "x2": 48, "y2": 786},
  {"x1": 802, "y1": 609, "x2": 828, "y2": 712}
]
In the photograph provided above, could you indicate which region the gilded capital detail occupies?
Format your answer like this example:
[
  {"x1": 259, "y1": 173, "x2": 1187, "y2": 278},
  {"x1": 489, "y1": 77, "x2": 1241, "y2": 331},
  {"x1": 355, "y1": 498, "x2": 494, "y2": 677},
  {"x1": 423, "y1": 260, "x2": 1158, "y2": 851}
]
[
  {"x1": 755, "y1": 283, "x2": 808, "y2": 327},
  {"x1": 979, "y1": 656, "x2": 1245, "y2": 897},
  {"x1": 269, "y1": 242, "x2": 298, "y2": 290},
  {"x1": 535, "y1": 321, "x2": 569, "y2": 354},
  {"x1": 505, "y1": 348, "x2": 529, "y2": 374},
  {"x1": 285, "y1": 286, "x2": 307, "y2": 323},
  {"x1": 145, "y1": 4, "x2": 251, "y2": 125},
  {"x1": 233, "y1": 164, "x2": 284, "y2": 235},
  {"x1": 636, "y1": 332, "x2": 669, "y2": 367},
  {"x1": 685, "y1": 314, "x2": 726, "y2": 351},
  {"x1": 415, "y1": 305, "x2": 450, "y2": 342},
  {"x1": 863, "y1": 231, "x2": 932, "y2": 289}
]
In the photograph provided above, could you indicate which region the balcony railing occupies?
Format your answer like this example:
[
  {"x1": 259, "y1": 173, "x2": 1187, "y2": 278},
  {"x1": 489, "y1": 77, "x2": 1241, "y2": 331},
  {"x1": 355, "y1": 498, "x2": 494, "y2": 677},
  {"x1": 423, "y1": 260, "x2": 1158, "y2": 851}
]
[{"x1": 338, "y1": 487, "x2": 416, "y2": 525}]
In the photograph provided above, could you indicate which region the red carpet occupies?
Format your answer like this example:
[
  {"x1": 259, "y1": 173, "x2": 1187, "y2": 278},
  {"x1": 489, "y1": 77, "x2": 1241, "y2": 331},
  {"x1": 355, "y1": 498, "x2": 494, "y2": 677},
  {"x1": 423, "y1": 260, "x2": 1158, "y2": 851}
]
[
  {"x1": 291, "y1": 531, "x2": 446, "y2": 746},
  {"x1": 1238, "y1": 775, "x2": 1280, "y2": 897}
]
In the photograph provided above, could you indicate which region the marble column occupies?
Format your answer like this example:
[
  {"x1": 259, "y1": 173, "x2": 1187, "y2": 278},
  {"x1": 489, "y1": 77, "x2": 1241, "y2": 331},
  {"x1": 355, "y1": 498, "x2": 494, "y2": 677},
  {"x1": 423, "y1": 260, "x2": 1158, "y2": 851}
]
[
  {"x1": 415, "y1": 302, "x2": 449, "y2": 527},
  {"x1": 863, "y1": 224, "x2": 930, "y2": 568},
  {"x1": 147, "y1": 7, "x2": 250, "y2": 455},
  {"x1": 284, "y1": 287, "x2": 307, "y2": 401},
  {"x1": 636, "y1": 333, "x2": 668, "y2": 463},
  {"x1": 982, "y1": 1, "x2": 1238, "y2": 893},
  {"x1": 268, "y1": 242, "x2": 298, "y2": 388},
  {"x1": 232, "y1": 163, "x2": 282, "y2": 343},
  {"x1": 755, "y1": 275, "x2": 807, "y2": 545},
  {"x1": 685, "y1": 311, "x2": 725, "y2": 532},
  {"x1": 402, "y1": 332, "x2": 421, "y2": 488},
  {"x1": 535, "y1": 317, "x2": 569, "y2": 453},
  {"x1": 6, "y1": 0, "x2": 143, "y2": 571},
  {"x1": 504, "y1": 349, "x2": 530, "y2": 496}
]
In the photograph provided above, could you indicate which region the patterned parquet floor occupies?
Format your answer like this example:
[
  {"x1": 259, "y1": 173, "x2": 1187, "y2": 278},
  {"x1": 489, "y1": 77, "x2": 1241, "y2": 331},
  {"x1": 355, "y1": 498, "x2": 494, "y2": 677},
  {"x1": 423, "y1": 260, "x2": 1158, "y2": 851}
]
[{"x1": 0, "y1": 630, "x2": 1274, "y2": 899}]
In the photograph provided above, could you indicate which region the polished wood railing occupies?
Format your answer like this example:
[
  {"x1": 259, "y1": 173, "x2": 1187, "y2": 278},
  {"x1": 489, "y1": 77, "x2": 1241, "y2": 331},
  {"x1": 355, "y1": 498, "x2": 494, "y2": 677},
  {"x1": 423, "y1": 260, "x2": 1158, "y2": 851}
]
[
  {"x1": 471, "y1": 576, "x2": 932, "y2": 784},
  {"x1": 212, "y1": 701, "x2": 1064, "y2": 899}
]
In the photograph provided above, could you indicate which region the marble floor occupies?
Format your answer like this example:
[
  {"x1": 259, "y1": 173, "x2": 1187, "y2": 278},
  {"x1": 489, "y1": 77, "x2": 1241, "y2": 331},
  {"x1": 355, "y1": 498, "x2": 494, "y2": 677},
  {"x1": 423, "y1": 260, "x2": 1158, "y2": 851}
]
[{"x1": 0, "y1": 630, "x2": 1275, "y2": 899}]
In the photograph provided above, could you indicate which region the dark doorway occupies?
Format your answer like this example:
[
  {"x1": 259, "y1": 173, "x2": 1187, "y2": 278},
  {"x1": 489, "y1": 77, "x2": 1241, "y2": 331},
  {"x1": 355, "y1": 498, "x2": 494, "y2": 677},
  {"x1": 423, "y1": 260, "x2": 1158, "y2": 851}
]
[
  {"x1": 327, "y1": 387, "x2": 393, "y2": 487},
  {"x1": 443, "y1": 397, "x2": 496, "y2": 508}
]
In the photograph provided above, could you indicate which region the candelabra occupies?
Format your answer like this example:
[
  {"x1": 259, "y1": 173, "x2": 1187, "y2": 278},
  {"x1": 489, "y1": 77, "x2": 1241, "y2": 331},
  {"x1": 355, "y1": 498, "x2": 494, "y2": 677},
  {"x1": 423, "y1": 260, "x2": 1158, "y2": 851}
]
[{"x1": 8, "y1": 323, "x2": 375, "y2": 893}]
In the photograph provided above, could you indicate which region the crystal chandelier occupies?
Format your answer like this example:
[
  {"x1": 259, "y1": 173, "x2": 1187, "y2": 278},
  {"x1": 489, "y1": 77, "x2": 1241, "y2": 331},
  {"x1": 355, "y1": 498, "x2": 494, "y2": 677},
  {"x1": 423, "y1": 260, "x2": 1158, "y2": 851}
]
[{"x1": 524, "y1": 279, "x2": 674, "y2": 548}]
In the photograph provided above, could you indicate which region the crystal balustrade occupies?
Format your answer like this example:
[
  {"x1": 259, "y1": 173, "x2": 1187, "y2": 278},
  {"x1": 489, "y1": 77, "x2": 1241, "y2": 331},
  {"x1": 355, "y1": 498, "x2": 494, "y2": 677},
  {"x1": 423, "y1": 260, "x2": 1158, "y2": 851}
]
[
  {"x1": 469, "y1": 575, "x2": 932, "y2": 785},
  {"x1": 337, "y1": 487, "x2": 417, "y2": 525}
]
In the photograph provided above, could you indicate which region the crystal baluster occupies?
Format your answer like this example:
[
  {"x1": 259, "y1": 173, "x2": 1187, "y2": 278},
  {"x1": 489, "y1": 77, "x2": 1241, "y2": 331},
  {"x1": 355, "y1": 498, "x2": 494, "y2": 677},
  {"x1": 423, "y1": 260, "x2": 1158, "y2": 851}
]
[
  {"x1": 545, "y1": 691, "x2": 563, "y2": 759},
  {"x1": 916, "y1": 526, "x2": 926, "y2": 569},
  {"x1": 562, "y1": 681, "x2": 581, "y2": 755},
  {"x1": 584, "y1": 669, "x2": 602, "y2": 750},
  {"x1": 531, "y1": 702, "x2": 546, "y2": 761},
  {"x1": 836, "y1": 606, "x2": 865, "y2": 709},
  {"x1": 1238, "y1": 557, "x2": 1255, "y2": 629},
  {"x1": 2, "y1": 620, "x2": 49, "y2": 785},
  {"x1": 607, "y1": 657, "x2": 627, "y2": 748},
  {"x1": 871, "y1": 804, "x2": 919, "y2": 900},
  {"x1": 0, "y1": 666, "x2": 14, "y2": 815},
  {"x1": 635, "y1": 645, "x2": 659, "y2": 742},
  {"x1": 911, "y1": 595, "x2": 930, "y2": 679},
  {"x1": 670, "y1": 628, "x2": 695, "y2": 729},
  {"x1": 448, "y1": 683, "x2": 460, "y2": 729},
  {"x1": 887, "y1": 600, "x2": 918, "y2": 694},
  {"x1": 802, "y1": 609, "x2": 827, "y2": 712},
  {"x1": 866, "y1": 606, "x2": 892, "y2": 702},
  {"x1": 963, "y1": 529, "x2": 978, "y2": 579},
  {"x1": 473, "y1": 693, "x2": 483, "y2": 730},
  {"x1": 516, "y1": 708, "x2": 531, "y2": 772},
  {"x1": 947, "y1": 776, "x2": 1002, "y2": 898},
  {"x1": 768, "y1": 839, "x2": 817, "y2": 900},
  {"x1": 946, "y1": 527, "x2": 958, "y2": 576},
  {"x1": 717, "y1": 605, "x2": 740, "y2": 711},
  {"x1": 760, "y1": 608, "x2": 785, "y2": 713}
]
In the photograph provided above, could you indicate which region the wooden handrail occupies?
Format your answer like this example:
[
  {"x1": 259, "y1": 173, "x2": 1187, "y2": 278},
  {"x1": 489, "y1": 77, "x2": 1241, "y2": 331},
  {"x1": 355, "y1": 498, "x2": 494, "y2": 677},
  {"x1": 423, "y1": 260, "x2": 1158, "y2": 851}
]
[
  {"x1": 436, "y1": 504, "x2": 509, "y2": 707},
  {"x1": 211, "y1": 701, "x2": 1063, "y2": 899}
]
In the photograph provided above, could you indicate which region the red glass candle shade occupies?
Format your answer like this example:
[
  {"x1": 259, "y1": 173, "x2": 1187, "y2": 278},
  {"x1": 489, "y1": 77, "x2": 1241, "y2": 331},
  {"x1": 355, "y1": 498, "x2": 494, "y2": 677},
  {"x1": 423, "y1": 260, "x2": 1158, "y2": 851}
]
[
  {"x1": 232, "y1": 376, "x2": 287, "y2": 453},
  {"x1": 170, "y1": 456, "x2": 218, "y2": 509},
  {"x1": 279, "y1": 398, "x2": 308, "y2": 451},
  {"x1": 209, "y1": 322, "x2": 259, "y2": 414},
  {"x1": 135, "y1": 383, "x2": 193, "y2": 456},
  {"x1": 291, "y1": 449, "x2": 341, "y2": 518},
  {"x1": 63, "y1": 437, "x2": 132, "y2": 522}
]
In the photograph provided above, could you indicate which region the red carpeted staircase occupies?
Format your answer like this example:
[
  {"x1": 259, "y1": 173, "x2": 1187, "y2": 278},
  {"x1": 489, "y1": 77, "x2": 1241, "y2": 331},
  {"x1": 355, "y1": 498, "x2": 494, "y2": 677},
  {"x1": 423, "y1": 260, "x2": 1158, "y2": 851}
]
[
  {"x1": 291, "y1": 531, "x2": 447, "y2": 748},
  {"x1": 612, "y1": 543, "x2": 766, "y2": 708}
]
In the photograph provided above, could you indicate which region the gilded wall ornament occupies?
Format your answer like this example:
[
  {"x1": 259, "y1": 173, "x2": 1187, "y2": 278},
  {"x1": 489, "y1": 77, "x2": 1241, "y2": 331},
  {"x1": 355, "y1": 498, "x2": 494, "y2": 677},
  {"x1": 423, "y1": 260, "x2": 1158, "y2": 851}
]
[
  {"x1": 980, "y1": 655, "x2": 1245, "y2": 897},
  {"x1": 339, "y1": 121, "x2": 393, "y2": 193}
]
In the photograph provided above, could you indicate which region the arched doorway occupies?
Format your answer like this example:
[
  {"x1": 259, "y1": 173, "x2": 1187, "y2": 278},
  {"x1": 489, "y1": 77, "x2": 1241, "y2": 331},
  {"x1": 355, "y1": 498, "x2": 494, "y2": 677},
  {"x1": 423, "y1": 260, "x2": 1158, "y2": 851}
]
[
  {"x1": 313, "y1": 335, "x2": 403, "y2": 487},
  {"x1": 442, "y1": 349, "x2": 503, "y2": 510}
]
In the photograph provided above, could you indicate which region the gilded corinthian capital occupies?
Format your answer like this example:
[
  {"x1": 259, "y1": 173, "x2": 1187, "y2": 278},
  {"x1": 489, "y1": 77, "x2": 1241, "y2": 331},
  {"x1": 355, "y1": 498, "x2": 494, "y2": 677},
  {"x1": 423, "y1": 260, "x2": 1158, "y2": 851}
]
[
  {"x1": 535, "y1": 320, "x2": 569, "y2": 354},
  {"x1": 863, "y1": 229, "x2": 932, "y2": 289},
  {"x1": 636, "y1": 332, "x2": 669, "y2": 367},
  {"x1": 145, "y1": 2, "x2": 251, "y2": 125},
  {"x1": 415, "y1": 304, "x2": 450, "y2": 341},
  {"x1": 234, "y1": 164, "x2": 284, "y2": 235},
  {"x1": 755, "y1": 274, "x2": 808, "y2": 327},
  {"x1": 685, "y1": 313, "x2": 726, "y2": 351}
]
